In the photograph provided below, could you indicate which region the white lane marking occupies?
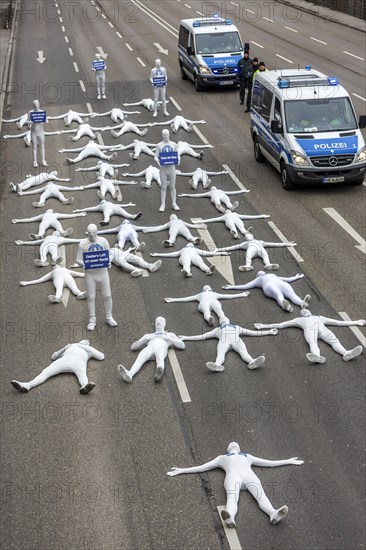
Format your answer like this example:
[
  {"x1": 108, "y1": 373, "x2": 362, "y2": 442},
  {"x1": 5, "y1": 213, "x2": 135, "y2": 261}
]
[
  {"x1": 137, "y1": 57, "x2": 146, "y2": 67},
  {"x1": 65, "y1": 36, "x2": 69, "y2": 43},
  {"x1": 59, "y1": 16, "x2": 63, "y2": 22},
  {"x1": 96, "y1": 5, "x2": 100, "y2": 10},
  {"x1": 125, "y1": 43, "x2": 133, "y2": 51},
  {"x1": 196, "y1": 10, "x2": 203, "y2": 15},
  {"x1": 57, "y1": 9, "x2": 60, "y2": 14},
  {"x1": 168, "y1": 96, "x2": 182, "y2": 111},
  {"x1": 86, "y1": 102, "x2": 93, "y2": 113},
  {"x1": 108, "y1": 21, "x2": 114, "y2": 28},
  {"x1": 192, "y1": 125, "x2": 209, "y2": 145},
  {"x1": 222, "y1": 163, "x2": 249, "y2": 192},
  {"x1": 250, "y1": 40, "x2": 264, "y2": 49},
  {"x1": 79, "y1": 80, "x2": 86, "y2": 92},
  {"x1": 58, "y1": 246, "x2": 70, "y2": 307},
  {"x1": 73, "y1": 62, "x2": 79, "y2": 73},
  {"x1": 310, "y1": 37, "x2": 327, "y2": 45},
  {"x1": 284, "y1": 26, "x2": 298, "y2": 32},
  {"x1": 268, "y1": 221, "x2": 304, "y2": 262},
  {"x1": 263, "y1": 17, "x2": 274, "y2": 22},
  {"x1": 323, "y1": 207, "x2": 366, "y2": 253},
  {"x1": 217, "y1": 506, "x2": 242, "y2": 550},
  {"x1": 230, "y1": 2, "x2": 239, "y2": 6},
  {"x1": 61, "y1": 25, "x2": 65, "y2": 32},
  {"x1": 344, "y1": 50, "x2": 364, "y2": 61},
  {"x1": 338, "y1": 312, "x2": 366, "y2": 347},
  {"x1": 246, "y1": 8, "x2": 255, "y2": 14},
  {"x1": 191, "y1": 219, "x2": 235, "y2": 285},
  {"x1": 134, "y1": 250, "x2": 149, "y2": 277},
  {"x1": 168, "y1": 349, "x2": 191, "y2": 403},
  {"x1": 130, "y1": 0, "x2": 178, "y2": 38},
  {"x1": 184, "y1": 3, "x2": 191, "y2": 7},
  {"x1": 352, "y1": 93, "x2": 366, "y2": 102},
  {"x1": 102, "y1": 13, "x2": 106, "y2": 18},
  {"x1": 275, "y1": 54, "x2": 293, "y2": 64},
  {"x1": 68, "y1": 48, "x2": 74, "y2": 56},
  {"x1": 116, "y1": 31, "x2": 123, "y2": 38}
]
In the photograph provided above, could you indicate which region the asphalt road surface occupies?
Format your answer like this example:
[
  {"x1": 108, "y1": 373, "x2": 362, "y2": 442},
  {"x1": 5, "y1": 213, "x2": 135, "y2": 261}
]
[{"x1": 1, "y1": 1, "x2": 365, "y2": 549}]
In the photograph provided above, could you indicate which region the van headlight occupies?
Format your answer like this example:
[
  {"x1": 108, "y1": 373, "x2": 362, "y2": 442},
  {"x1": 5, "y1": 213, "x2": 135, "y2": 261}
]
[
  {"x1": 199, "y1": 65, "x2": 211, "y2": 75},
  {"x1": 290, "y1": 150, "x2": 310, "y2": 166},
  {"x1": 355, "y1": 146, "x2": 366, "y2": 162}
]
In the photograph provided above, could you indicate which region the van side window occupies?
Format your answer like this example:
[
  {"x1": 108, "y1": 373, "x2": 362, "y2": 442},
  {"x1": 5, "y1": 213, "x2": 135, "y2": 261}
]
[
  {"x1": 179, "y1": 26, "x2": 189, "y2": 49},
  {"x1": 274, "y1": 97, "x2": 282, "y2": 126},
  {"x1": 251, "y1": 82, "x2": 273, "y2": 122}
]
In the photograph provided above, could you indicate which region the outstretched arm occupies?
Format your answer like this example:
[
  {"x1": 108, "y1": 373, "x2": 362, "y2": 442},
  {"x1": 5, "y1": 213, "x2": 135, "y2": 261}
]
[
  {"x1": 20, "y1": 272, "x2": 53, "y2": 286},
  {"x1": 15, "y1": 238, "x2": 44, "y2": 245},
  {"x1": 222, "y1": 279, "x2": 259, "y2": 291},
  {"x1": 18, "y1": 186, "x2": 47, "y2": 196},
  {"x1": 261, "y1": 241, "x2": 297, "y2": 248},
  {"x1": 56, "y1": 213, "x2": 87, "y2": 220},
  {"x1": 239, "y1": 327, "x2": 278, "y2": 337},
  {"x1": 179, "y1": 329, "x2": 219, "y2": 341},
  {"x1": 167, "y1": 456, "x2": 223, "y2": 476},
  {"x1": 12, "y1": 214, "x2": 44, "y2": 223},
  {"x1": 250, "y1": 454, "x2": 304, "y2": 467},
  {"x1": 178, "y1": 192, "x2": 210, "y2": 198},
  {"x1": 225, "y1": 189, "x2": 250, "y2": 195},
  {"x1": 254, "y1": 320, "x2": 299, "y2": 330},
  {"x1": 59, "y1": 146, "x2": 84, "y2": 152},
  {"x1": 237, "y1": 214, "x2": 270, "y2": 220},
  {"x1": 80, "y1": 182, "x2": 99, "y2": 189},
  {"x1": 97, "y1": 227, "x2": 118, "y2": 235},
  {"x1": 318, "y1": 316, "x2": 366, "y2": 327},
  {"x1": 56, "y1": 185, "x2": 84, "y2": 192},
  {"x1": 184, "y1": 222, "x2": 207, "y2": 229},
  {"x1": 214, "y1": 291, "x2": 250, "y2": 300},
  {"x1": 216, "y1": 243, "x2": 246, "y2": 253},
  {"x1": 74, "y1": 165, "x2": 99, "y2": 172},
  {"x1": 280, "y1": 274, "x2": 304, "y2": 283},
  {"x1": 73, "y1": 205, "x2": 102, "y2": 213},
  {"x1": 168, "y1": 333, "x2": 186, "y2": 350},
  {"x1": 142, "y1": 223, "x2": 170, "y2": 233},
  {"x1": 199, "y1": 250, "x2": 230, "y2": 257},
  {"x1": 199, "y1": 215, "x2": 225, "y2": 223},
  {"x1": 150, "y1": 251, "x2": 181, "y2": 258},
  {"x1": 165, "y1": 294, "x2": 199, "y2": 303}
]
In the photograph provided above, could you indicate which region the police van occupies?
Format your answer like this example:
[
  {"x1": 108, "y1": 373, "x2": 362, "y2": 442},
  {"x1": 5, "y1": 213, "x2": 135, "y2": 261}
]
[
  {"x1": 250, "y1": 67, "x2": 366, "y2": 189},
  {"x1": 178, "y1": 16, "x2": 246, "y2": 91}
]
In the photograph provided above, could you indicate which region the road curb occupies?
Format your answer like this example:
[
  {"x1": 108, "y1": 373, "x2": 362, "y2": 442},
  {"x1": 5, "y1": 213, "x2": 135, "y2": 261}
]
[{"x1": 0, "y1": 0, "x2": 20, "y2": 135}]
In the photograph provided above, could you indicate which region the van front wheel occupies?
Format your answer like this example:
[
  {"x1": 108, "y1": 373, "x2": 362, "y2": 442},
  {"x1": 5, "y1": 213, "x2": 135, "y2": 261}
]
[
  {"x1": 254, "y1": 137, "x2": 265, "y2": 163},
  {"x1": 180, "y1": 64, "x2": 188, "y2": 80},
  {"x1": 281, "y1": 163, "x2": 295, "y2": 190},
  {"x1": 194, "y1": 75, "x2": 203, "y2": 92}
]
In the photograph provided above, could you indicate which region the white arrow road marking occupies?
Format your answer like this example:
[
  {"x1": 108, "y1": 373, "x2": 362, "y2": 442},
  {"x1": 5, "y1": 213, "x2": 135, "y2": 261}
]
[
  {"x1": 153, "y1": 42, "x2": 168, "y2": 55},
  {"x1": 268, "y1": 221, "x2": 304, "y2": 262},
  {"x1": 168, "y1": 349, "x2": 191, "y2": 403},
  {"x1": 217, "y1": 506, "x2": 242, "y2": 550},
  {"x1": 338, "y1": 312, "x2": 366, "y2": 347},
  {"x1": 323, "y1": 208, "x2": 366, "y2": 254},
  {"x1": 58, "y1": 245, "x2": 70, "y2": 307},
  {"x1": 222, "y1": 164, "x2": 249, "y2": 192},
  {"x1": 36, "y1": 51, "x2": 46, "y2": 63},
  {"x1": 190, "y1": 218, "x2": 235, "y2": 284},
  {"x1": 96, "y1": 46, "x2": 108, "y2": 59}
]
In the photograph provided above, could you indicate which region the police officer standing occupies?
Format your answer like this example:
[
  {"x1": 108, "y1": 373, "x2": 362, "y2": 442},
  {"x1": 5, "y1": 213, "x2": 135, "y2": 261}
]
[{"x1": 237, "y1": 50, "x2": 253, "y2": 112}]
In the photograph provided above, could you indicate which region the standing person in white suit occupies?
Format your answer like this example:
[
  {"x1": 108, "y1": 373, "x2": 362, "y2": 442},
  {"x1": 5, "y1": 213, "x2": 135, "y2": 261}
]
[
  {"x1": 92, "y1": 53, "x2": 107, "y2": 99},
  {"x1": 150, "y1": 59, "x2": 169, "y2": 117}
]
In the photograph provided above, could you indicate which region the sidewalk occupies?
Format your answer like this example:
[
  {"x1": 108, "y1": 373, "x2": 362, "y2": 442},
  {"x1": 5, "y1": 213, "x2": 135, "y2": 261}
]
[{"x1": 275, "y1": 0, "x2": 366, "y2": 32}]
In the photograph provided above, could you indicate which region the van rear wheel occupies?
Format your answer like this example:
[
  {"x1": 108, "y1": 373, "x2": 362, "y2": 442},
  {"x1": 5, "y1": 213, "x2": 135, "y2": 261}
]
[
  {"x1": 194, "y1": 75, "x2": 203, "y2": 92},
  {"x1": 281, "y1": 162, "x2": 295, "y2": 190},
  {"x1": 254, "y1": 137, "x2": 265, "y2": 163},
  {"x1": 180, "y1": 64, "x2": 188, "y2": 80}
]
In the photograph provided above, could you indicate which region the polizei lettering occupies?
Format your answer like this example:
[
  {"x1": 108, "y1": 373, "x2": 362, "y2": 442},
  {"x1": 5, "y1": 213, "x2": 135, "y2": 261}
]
[{"x1": 314, "y1": 142, "x2": 347, "y2": 150}]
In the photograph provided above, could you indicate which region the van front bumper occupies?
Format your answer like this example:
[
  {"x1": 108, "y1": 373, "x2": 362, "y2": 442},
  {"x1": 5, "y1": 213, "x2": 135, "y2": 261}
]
[
  {"x1": 197, "y1": 74, "x2": 239, "y2": 87},
  {"x1": 287, "y1": 163, "x2": 366, "y2": 185}
]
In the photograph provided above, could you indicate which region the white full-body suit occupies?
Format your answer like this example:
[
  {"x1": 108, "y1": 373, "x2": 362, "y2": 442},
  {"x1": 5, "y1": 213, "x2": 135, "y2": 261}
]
[
  {"x1": 179, "y1": 186, "x2": 248, "y2": 213},
  {"x1": 98, "y1": 220, "x2": 145, "y2": 250},
  {"x1": 9, "y1": 171, "x2": 70, "y2": 193},
  {"x1": 75, "y1": 160, "x2": 129, "y2": 178},
  {"x1": 180, "y1": 317, "x2": 277, "y2": 371},
  {"x1": 80, "y1": 174, "x2": 136, "y2": 200},
  {"x1": 73, "y1": 199, "x2": 141, "y2": 225},
  {"x1": 93, "y1": 53, "x2": 107, "y2": 99},
  {"x1": 223, "y1": 272, "x2": 310, "y2": 312},
  {"x1": 15, "y1": 231, "x2": 82, "y2": 266},
  {"x1": 76, "y1": 225, "x2": 117, "y2": 330},
  {"x1": 27, "y1": 99, "x2": 47, "y2": 167},
  {"x1": 123, "y1": 98, "x2": 169, "y2": 112},
  {"x1": 142, "y1": 214, "x2": 205, "y2": 246},
  {"x1": 123, "y1": 165, "x2": 161, "y2": 188},
  {"x1": 90, "y1": 107, "x2": 140, "y2": 122},
  {"x1": 217, "y1": 233, "x2": 297, "y2": 271},
  {"x1": 117, "y1": 316, "x2": 185, "y2": 382},
  {"x1": 12, "y1": 208, "x2": 86, "y2": 239},
  {"x1": 3, "y1": 129, "x2": 59, "y2": 146},
  {"x1": 2, "y1": 112, "x2": 28, "y2": 129},
  {"x1": 165, "y1": 285, "x2": 249, "y2": 325},
  {"x1": 17, "y1": 181, "x2": 84, "y2": 207},
  {"x1": 48, "y1": 109, "x2": 92, "y2": 126},
  {"x1": 150, "y1": 242, "x2": 230, "y2": 277},
  {"x1": 154, "y1": 129, "x2": 179, "y2": 212},
  {"x1": 109, "y1": 246, "x2": 162, "y2": 277},
  {"x1": 167, "y1": 441, "x2": 304, "y2": 528},
  {"x1": 111, "y1": 121, "x2": 150, "y2": 138},
  {"x1": 255, "y1": 309, "x2": 365, "y2": 364},
  {"x1": 59, "y1": 140, "x2": 119, "y2": 163},
  {"x1": 152, "y1": 115, "x2": 206, "y2": 133},
  {"x1": 150, "y1": 59, "x2": 169, "y2": 117},
  {"x1": 11, "y1": 340, "x2": 104, "y2": 394},
  {"x1": 20, "y1": 265, "x2": 87, "y2": 302},
  {"x1": 176, "y1": 167, "x2": 228, "y2": 189},
  {"x1": 56, "y1": 122, "x2": 124, "y2": 141},
  {"x1": 201, "y1": 210, "x2": 270, "y2": 238}
]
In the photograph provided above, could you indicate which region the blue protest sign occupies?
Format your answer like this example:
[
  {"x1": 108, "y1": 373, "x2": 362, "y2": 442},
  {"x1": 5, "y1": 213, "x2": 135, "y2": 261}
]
[
  {"x1": 93, "y1": 60, "x2": 106, "y2": 70},
  {"x1": 30, "y1": 111, "x2": 46, "y2": 123},
  {"x1": 159, "y1": 151, "x2": 179, "y2": 165},
  {"x1": 153, "y1": 77, "x2": 166, "y2": 87},
  {"x1": 83, "y1": 249, "x2": 110, "y2": 270}
]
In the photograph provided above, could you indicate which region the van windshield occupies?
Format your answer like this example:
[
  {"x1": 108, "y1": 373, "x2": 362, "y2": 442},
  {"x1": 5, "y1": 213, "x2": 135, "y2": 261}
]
[
  {"x1": 196, "y1": 32, "x2": 242, "y2": 54},
  {"x1": 284, "y1": 97, "x2": 357, "y2": 133}
]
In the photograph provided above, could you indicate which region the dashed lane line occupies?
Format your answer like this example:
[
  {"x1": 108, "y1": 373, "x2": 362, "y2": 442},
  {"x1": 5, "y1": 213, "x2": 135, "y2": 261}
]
[
  {"x1": 352, "y1": 93, "x2": 366, "y2": 102},
  {"x1": 275, "y1": 53, "x2": 293, "y2": 64},
  {"x1": 73, "y1": 62, "x2": 79, "y2": 73},
  {"x1": 68, "y1": 48, "x2": 74, "y2": 56},
  {"x1": 168, "y1": 349, "x2": 191, "y2": 403},
  {"x1": 250, "y1": 40, "x2": 264, "y2": 49},
  {"x1": 344, "y1": 51, "x2": 364, "y2": 61},
  {"x1": 338, "y1": 313, "x2": 366, "y2": 347},
  {"x1": 169, "y1": 96, "x2": 182, "y2": 112},
  {"x1": 323, "y1": 208, "x2": 366, "y2": 254},
  {"x1": 137, "y1": 57, "x2": 146, "y2": 67},
  {"x1": 65, "y1": 36, "x2": 69, "y2": 43},
  {"x1": 108, "y1": 21, "x2": 114, "y2": 28},
  {"x1": 263, "y1": 17, "x2": 274, "y2": 23},
  {"x1": 268, "y1": 221, "x2": 304, "y2": 262},
  {"x1": 222, "y1": 164, "x2": 249, "y2": 192},
  {"x1": 310, "y1": 37, "x2": 327, "y2": 45},
  {"x1": 125, "y1": 43, "x2": 133, "y2": 51},
  {"x1": 79, "y1": 80, "x2": 86, "y2": 92},
  {"x1": 284, "y1": 26, "x2": 298, "y2": 32},
  {"x1": 116, "y1": 31, "x2": 123, "y2": 38}
]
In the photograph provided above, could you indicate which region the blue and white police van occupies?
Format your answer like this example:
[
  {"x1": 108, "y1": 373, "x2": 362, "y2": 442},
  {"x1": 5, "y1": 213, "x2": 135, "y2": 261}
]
[
  {"x1": 250, "y1": 67, "x2": 366, "y2": 189},
  {"x1": 178, "y1": 16, "x2": 245, "y2": 91}
]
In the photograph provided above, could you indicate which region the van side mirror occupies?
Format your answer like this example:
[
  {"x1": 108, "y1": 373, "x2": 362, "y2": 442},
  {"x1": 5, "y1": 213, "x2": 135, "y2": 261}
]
[
  {"x1": 187, "y1": 46, "x2": 194, "y2": 56},
  {"x1": 358, "y1": 115, "x2": 366, "y2": 129},
  {"x1": 271, "y1": 120, "x2": 282, "y2": 134}
]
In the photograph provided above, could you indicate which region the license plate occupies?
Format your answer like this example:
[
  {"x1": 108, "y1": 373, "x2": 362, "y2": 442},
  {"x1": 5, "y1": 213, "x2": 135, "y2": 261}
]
[
  {"x1": 322, "y1": 176, "x2": 345, "y2": 183},
  {"x1": 220, "y1": 80, "x2": 234, "y2": 85}
]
